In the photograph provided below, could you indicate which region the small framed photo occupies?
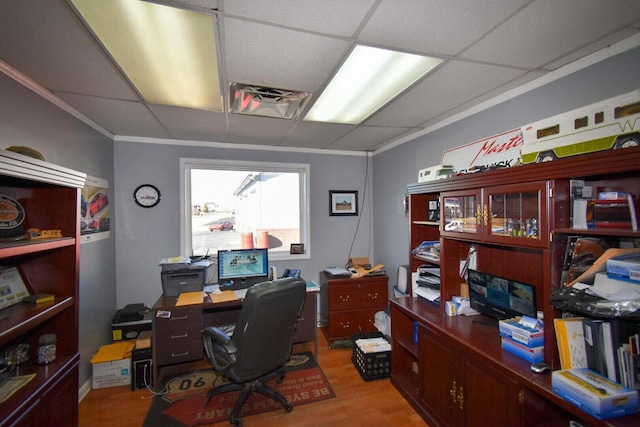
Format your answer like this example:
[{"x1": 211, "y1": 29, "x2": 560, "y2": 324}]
[
  {"x1": 290, "y1": 243, "x2": 305, "y2": 254},
  {"x1": 329, "y1": 190, "x2": 358, "y2": 216}
]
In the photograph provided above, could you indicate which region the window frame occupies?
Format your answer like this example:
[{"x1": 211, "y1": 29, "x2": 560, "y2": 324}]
[{"x1": 180, "y1": 158, "x2": 311, "y2": 261}]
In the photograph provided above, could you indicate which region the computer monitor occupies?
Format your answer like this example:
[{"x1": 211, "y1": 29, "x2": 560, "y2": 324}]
[
  {"x1": 217, "y1": 248, "x2": 269, "y2": 283},
  {"x1": 467, "y1": 269, "x2": 537, "y2": 320}
]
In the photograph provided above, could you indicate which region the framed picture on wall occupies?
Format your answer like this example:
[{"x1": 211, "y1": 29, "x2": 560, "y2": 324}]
[{"x1": 329, "y1": 190, "x2": 358, "y2": 216}]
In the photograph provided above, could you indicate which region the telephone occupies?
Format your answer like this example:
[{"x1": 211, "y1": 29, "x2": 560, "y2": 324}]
[{"x1": 282, "y1": 269, "x2": 301, "y2": 279}]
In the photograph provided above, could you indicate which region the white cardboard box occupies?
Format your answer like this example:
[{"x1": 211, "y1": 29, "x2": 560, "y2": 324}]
[{"x1": 92, "y1": 357, "x2": 131, "y2": 389}]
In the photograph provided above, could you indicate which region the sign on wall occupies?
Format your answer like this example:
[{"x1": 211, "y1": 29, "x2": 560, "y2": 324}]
[{"x1": 81, "y1": 175, "x2": 111, "y2": 244}]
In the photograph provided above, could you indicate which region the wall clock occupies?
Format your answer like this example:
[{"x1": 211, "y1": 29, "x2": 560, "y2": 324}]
[{"x1": 133, "y1": 184, "x2": 161, "y2": 208}]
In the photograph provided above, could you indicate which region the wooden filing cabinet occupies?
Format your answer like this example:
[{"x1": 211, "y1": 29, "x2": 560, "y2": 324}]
[
  {"x1": 153, "y1": 305, "x2": 203, "y2": 367},
  {"x1": 321, "y1": 273, "x2": 388, "y2": 342}
]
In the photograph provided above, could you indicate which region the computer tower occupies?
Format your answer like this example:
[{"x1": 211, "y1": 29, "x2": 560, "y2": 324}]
[{"x1": 131, "y1": 347, "x2": 152, "y2": 391}]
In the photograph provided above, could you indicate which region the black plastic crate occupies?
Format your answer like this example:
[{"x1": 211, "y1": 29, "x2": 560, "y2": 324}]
[{"x1": 351, "y1": 331, "x2": 391, "y2": 381}]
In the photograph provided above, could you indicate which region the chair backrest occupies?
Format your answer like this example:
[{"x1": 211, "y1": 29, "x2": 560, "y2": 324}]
[{"x1": 228, "y1": 277, "x2": 306, "y2": 383}]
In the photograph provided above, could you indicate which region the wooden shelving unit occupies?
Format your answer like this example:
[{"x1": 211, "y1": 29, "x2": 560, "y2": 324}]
[
  {"x1": 0, "y1": 150, "x2": 85, "y2": 427},
  {"x1": 395, "y1": 147, "x2": 640, "y2": 427}
]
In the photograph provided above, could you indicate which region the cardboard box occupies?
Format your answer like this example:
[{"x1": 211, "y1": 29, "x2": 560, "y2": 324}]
[
  {"x1": 91, "y1": 342, "x2": 134, "y2": 389},
  {"x1": 499, "y1": 317, "x2": 544, "y2": 347},
  {"x1": 501, "y1": 336, "x2": 544, "y2": 362},
  {"x1": 92, "y1": 357, "x2": 131, "y2": 389},
  {"x1": 552, "y1": 368, "x2": 639, "y2": 419}
]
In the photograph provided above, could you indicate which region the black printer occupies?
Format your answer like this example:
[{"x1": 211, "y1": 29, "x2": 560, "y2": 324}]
[{"x1": 160, "y1": 259, "x2": 215, "y2": 296}]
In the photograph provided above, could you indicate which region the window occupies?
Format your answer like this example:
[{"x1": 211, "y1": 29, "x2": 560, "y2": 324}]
[{"x1": 180, "y1": 159, "x2": 310, "y2": 260}]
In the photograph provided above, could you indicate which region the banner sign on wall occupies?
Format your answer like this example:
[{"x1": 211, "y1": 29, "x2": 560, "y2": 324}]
[{"x1": 81, "y1": 175, "x2": 110, "y2": 244}]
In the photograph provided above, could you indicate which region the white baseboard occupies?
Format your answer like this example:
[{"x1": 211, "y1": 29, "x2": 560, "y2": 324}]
[{"x1": 78, "y1": 378, "x2": 92, "y2": 403}]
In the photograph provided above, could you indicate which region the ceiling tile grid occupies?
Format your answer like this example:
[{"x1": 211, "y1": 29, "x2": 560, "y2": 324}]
[{"x1": 0, "y1": 0, "x2": 638, "y2": 152}]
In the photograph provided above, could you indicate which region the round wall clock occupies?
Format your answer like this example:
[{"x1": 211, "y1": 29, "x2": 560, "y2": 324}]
[{"x1": 134, "y1": 184, "x2": 161, "y2": 208}]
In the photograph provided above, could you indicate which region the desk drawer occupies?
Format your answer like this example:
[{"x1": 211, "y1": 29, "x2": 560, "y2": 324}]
[
  {"x1": 156, "y1": 340, "x2": 203, "y2": 365},
  {"x1": 328, "y1": 280, "x2": 387, "y2": 311}
]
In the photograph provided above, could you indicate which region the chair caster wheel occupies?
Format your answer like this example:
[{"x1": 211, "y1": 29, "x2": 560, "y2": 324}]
[{"x1": 284, "y1": 403, "x2": 293, "y2": 413}]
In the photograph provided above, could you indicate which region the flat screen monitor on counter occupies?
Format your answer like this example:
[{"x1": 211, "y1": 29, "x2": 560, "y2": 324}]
[
  {"x1": 467, "y1": 269, "x2": 537, "y2": 320},
  {"x1": 217, "y1": 248, "x2": 269, "y2": 284}
]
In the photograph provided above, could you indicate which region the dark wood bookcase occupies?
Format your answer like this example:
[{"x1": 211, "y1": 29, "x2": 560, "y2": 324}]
[
  {"x1": 395, "y1": 146, "x2": 640, "y2": 426},
  {"x1": 0, "y1": 150, "x2": 85, "y2": 426}
]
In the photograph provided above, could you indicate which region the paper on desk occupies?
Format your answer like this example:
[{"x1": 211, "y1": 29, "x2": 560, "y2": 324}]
[
  {"x1": 176, "y1": 291, "x2": 204, "y2": 306},
  {"x1": 208, "y1": 290, "x2": 239, "y2": 303}
]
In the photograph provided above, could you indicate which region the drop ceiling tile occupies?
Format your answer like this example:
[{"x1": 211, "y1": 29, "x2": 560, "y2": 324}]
[
  {"x1": 543, "y1": 28, "x2": 639, "y2": 70},
  {"x1": 228, "y1": 114, "x2": 295, "y2": 146},
  {"x1": 367, "y1": 60, "x2": 526, "y2": 128},
  {"x1": 149, "y1": 105, "x2": 229, "y2": 142},
  {"x1": 222, "y1": 0, "x2": 376, "y2": 37},
  {"x1": 327, "y1": 125, "x2": 412, "y2": 151},
  {"x1": 55, "y1": 92, "x2": 171, "y2": 138},
  {"x1": 461, "y1": 0, "x2": 640, "y2": 69},
  {"x1": 281, "y1": 121, "x2": 355, "y2": 149},
  {"x1": 0, "y1": 0, "x2": 139, "y2": 100},
  {"x1": 223, "y1": 18, "x2": 350, "y2": 93},
  {"x1": 358, "y1": 0, "x2": 530, "y2": 56}
]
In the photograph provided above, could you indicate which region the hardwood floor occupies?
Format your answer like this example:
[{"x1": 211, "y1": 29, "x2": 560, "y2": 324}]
[{"x1": 78, "y1": 328, "x2": 427, "y2": 426}]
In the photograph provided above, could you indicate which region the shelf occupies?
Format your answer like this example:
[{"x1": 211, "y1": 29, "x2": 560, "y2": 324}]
[
  {"x1": 0, "y1": 296, "x2": 74, "y2": 344},
  {"x1": 0, "y1": 352, "x2": 80, "y2": 423},
  {"x1": 554, "y1": 228, "x2": 640, "y2": 237},
  {"x1": 0, "y1": 237, "x2": 76, "y2": 258},
  {"x1": 413, "y1": 221, "x2": 440, "y2": 226}
]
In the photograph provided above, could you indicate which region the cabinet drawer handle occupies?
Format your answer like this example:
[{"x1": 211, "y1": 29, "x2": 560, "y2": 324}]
[
  {"x1": 340, "y1": 321, "x2": 350, "y2": 329},
  {"x1": 368, "y1": 292, "x2": 378, "y2": 299},
  {"x1": 171, "y1": 333, "x2": 189, "y2": 339},
  {"x1": 172, "y1": 351, "x2": 189, "y2": 357},
  {"x1": 458, "y1": 387, "x2": 464, "y2": 410},
  {"x1": 172, "y1": 315, "x2": 189, "y2": 320},
  {"x1": 340, "y1": 295, "x2": 350, "y2": 302},
  {"x1": 450, "y1": 380, "x2": 457, "y2": 403}
]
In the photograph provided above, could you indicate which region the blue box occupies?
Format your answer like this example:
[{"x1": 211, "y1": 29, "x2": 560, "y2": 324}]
[
  {"x1": 501, "y1": 336, "x2": 544, "y2": 362},
  {"x1": 552, "y1": 368, "x2": 639, "y2": 419},
  {"x1": 499, "y1": 317, "x2": 544, "y2": 347},
  {"x1": 606, "y1": 253, "x2": 640, "y2": 283}
]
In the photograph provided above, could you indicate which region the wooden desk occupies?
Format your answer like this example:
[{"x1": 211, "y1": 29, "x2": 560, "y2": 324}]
[{"x1": 151, "y1": 283, "x2": 319, "y2": 384}]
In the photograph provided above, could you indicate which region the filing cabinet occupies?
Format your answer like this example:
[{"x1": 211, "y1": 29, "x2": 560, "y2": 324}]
[{"x1": 321, "y1": 273, "x2": 388, "y2": 342}]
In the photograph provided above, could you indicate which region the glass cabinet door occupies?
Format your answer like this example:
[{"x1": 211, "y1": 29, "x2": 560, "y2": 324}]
[
  {"x1": 441, "y1": 190, "x2": 482, "y2": 238},
  {"x1": 484, "y1": 182, "x2": 548, "y2": 248}
]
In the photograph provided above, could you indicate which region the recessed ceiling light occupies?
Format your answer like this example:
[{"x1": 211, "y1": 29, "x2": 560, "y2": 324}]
[
  {"x1": 70, "y1": 0, "x2": 222, "y2": 111},
  {"x1": 305, "y1": 45, "x2": 442, "y2": 124}
]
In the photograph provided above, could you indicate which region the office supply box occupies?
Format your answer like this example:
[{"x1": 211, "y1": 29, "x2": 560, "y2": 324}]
[
  {"x1": 499, "y1": 317, "x2": 544, "y2": 347},
  {"x1": 552, "y1": 368, "x2": 639, "y2": 419},
  {"x1": 161, "y1": 262, "x2": 214, "y2": 296},
  {"x1": 501, "y1": 336, "x2": 544, "y2": 362},
  {"x1": 91, "y1": 342, "x2": 134, "y2": 389}
]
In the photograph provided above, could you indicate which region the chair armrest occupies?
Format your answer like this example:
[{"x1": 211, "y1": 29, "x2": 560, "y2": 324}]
[{"x1": 202, "y1": 325, "x2": 231, "y2": 344}]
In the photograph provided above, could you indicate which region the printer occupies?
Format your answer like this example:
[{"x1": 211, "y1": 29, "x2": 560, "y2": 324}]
[{"x1": 160, "y1": 258, "x2": 216, "y2": 297}]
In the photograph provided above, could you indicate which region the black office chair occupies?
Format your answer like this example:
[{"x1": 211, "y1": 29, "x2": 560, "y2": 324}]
[{"x1": 201, "y1": 277, "x2": 307, "y2": 426}]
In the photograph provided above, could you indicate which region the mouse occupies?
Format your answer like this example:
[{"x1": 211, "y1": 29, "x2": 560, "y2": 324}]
[{"x1": 530, "y1": 362, "x2": 549, "y2": 373}]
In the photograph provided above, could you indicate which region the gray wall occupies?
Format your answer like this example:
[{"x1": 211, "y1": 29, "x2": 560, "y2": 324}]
[
  {"x1": 114, "y1": 142, "x2": 374, "y2": 322},
  {"x1": 1, "y1": 43, "x2": 638, "y2": 397},
  {"x1": 0, "y1": 73, "x2": 115, "y2": 390},
  {"x1": 373, "y1": 46, "x2": 640, "y2": 291}
]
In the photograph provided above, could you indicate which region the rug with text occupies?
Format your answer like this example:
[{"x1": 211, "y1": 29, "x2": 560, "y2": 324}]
[{"x1": 142, "y1": 352, "x2": 335, "y2": 426}]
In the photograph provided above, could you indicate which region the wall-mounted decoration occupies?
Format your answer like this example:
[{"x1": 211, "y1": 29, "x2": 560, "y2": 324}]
[
  {"x1": 81, "y1": 175, "x2": 110, "y2": 244},
  {"x1": 329, "y1": 190, "x2": 358, "y2": 216},
  {"x1": 134, "y1": 184, "x2": 161, "y2": 208}
]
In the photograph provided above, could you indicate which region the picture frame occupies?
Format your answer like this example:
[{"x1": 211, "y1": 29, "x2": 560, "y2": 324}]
[
  {"x1": 329, "y1": 190, "x2": 358, "y2": 216},
  {"x1": 290, "y1": 243, "x2": 305, "y2": 254}
]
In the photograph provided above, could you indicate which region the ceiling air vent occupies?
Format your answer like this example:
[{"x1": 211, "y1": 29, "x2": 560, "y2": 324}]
[{"x1": 229, "y1": 83, "x2": 311, "y2": 120}]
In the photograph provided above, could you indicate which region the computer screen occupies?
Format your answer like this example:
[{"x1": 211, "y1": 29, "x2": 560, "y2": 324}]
[
  {"x1": 217, "y1": 248, "x2": 269, "y2": 282},
  {"x1": 467, "y1": 269, "x2": 537, "y2": 320}
]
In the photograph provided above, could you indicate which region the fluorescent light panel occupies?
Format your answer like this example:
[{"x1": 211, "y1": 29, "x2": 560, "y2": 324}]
[
  {"x1": 305, "y1": 45, "x2": 442, "y2": 124},
  {"x1": 70, "y1": 0, "x2": 222, "y2": 111}
]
